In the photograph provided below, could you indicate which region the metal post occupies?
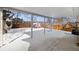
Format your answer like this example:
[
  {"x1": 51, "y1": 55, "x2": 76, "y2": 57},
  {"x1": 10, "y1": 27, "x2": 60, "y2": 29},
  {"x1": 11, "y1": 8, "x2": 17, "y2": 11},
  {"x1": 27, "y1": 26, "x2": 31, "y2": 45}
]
[
  {"x1": 31, "y1": 14, "x2": 33, "y2": 39},
  {"x1": 44, "y1": 17, "x2": 45, "y2": 35}
]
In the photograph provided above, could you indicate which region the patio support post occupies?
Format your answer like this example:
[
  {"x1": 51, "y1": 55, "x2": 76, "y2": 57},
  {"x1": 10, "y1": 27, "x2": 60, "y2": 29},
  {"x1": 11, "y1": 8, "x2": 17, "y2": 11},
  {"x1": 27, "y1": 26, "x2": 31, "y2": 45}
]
[
  {"x1": 44, "y1": 17, "x2": 45, "y2": 35},
  {"x1": 31, "y1": 14, "x2": 33, "y2": 39},
  {"x1": 0, "y1": 9, "x2": 3, "y2": 47}
]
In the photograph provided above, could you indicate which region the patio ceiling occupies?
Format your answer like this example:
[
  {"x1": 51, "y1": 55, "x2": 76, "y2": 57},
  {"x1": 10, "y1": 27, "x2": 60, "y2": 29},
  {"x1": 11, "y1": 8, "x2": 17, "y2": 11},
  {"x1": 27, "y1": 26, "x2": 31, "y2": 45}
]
[{"x1": 12, "y1": 7, "x2": 79, "y2": 17}]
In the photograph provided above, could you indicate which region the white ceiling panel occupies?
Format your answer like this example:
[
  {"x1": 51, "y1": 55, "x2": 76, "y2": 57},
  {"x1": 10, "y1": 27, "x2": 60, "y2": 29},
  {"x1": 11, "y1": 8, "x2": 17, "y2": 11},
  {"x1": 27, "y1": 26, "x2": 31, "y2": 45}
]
[{"x1": 12, "y1": 7, "x2": 79, "y2": 17}]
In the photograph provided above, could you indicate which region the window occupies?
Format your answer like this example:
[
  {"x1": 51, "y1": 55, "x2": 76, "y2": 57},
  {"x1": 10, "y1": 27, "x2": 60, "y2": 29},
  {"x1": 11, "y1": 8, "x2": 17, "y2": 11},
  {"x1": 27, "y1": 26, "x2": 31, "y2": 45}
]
[
  {"x1": 45, "y1": 17, "x2": 52, "y2": 29},
  {"x1": 33, "y1": 15, "x2": 44, "y2": 28}
]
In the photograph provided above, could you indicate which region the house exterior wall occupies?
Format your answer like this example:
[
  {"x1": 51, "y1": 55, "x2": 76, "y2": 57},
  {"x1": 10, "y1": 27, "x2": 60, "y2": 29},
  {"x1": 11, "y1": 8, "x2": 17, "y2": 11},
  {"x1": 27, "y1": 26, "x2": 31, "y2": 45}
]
[
  {"x1": 77, "y1": 16, "x2": 79, "y2": 22},
  {"x1": 0, "y1": 10, "x2": 3, "y2": 46}
]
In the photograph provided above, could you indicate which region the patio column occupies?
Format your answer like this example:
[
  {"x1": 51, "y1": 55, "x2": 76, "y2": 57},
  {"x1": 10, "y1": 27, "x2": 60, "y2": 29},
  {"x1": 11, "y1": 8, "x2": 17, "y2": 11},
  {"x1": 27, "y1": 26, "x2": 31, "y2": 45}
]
[
  {"x1": 0, "y1": 10, "x2": 3, "y2": 47},
  {"x1": 44, "y1": 17, "x2": 45, "y2": 35},
  {"x1": 31, "y1": 14, "x2": 33, "y2": 38}
]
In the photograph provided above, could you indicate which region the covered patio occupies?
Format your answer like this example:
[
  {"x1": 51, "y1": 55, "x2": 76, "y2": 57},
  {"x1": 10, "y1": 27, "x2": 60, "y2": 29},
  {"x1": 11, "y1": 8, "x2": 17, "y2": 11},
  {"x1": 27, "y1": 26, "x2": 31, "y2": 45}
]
[{"x1": 1, "y1": 7, "x2": 79, "y2": 51}]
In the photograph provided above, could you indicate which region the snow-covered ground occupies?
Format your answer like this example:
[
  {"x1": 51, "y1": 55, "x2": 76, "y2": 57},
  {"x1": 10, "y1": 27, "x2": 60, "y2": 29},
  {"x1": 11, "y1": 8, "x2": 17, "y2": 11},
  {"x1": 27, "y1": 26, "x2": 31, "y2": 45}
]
[
  {"x1": 1, "y1": 28, "x2": 44, "y2": 51},
  {"x1": 8, "y1": 28, "x2": 44, "y2": 33},
  {"x1": 1, "y1": 28, "x2": 79, "y2": 51}
]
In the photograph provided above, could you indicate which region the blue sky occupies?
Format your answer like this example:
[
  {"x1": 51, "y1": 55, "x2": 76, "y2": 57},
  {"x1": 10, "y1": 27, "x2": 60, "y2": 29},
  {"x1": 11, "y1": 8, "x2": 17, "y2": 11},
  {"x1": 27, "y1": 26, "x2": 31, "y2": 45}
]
[{"x1": 17, "y1": 12, "x2": 44, "y2": 22}]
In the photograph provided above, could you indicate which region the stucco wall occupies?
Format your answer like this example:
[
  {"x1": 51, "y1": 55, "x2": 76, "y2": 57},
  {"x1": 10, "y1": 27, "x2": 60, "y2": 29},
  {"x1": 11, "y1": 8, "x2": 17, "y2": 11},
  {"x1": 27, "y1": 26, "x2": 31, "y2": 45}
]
[{"x1": 0, "y1": 11, "x2": 3, "y2": 46}]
